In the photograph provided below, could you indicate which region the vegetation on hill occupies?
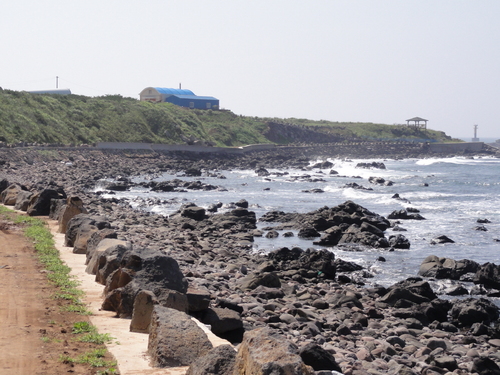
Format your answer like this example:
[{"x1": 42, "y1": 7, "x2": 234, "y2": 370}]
[{"x1": 0, "y1": 89, "x2": 458, "y2": 146}]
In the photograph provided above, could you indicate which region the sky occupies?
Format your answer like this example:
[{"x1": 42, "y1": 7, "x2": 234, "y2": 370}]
[{"x1": 1, "y1": 1, "x2": 499, "y2": 139}]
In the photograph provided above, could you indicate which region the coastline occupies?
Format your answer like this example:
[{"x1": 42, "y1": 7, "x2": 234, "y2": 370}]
[{"x1": 0, "y1": 146, "x2": 499, "y2": 374}]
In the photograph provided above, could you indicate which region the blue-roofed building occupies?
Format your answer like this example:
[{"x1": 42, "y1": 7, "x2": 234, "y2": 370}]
[{"x1": 139, "y1": 87, "x2": 219, "y2": 110}]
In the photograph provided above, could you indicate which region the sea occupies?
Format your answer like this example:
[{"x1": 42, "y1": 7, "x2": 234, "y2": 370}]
[{"x1": 97, "y1": 156, "x2": 500, "y2": 304}]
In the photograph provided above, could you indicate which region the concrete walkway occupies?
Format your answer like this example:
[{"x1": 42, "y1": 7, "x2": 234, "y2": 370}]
[{"x1": 49, "y1": 219, "x2": 230, "y2": 375}]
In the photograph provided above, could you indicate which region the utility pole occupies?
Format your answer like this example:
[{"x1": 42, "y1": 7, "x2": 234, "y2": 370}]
[{"x1": 56, "y1": 76, "x2": 59, "y2": 89}]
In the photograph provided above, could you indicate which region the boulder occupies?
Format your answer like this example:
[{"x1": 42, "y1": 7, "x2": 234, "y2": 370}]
[
  {"x1": 267, "y1": 247, "x2": 336, "y2": 280},
  {"x1": 473, "y1": 262, "x2": 500, "y2": 289},
  {"x1": 419, "y1": 255, "x2": 480, "y2": 279},
  {"x1": 13, "y1": 190, "x2": 33, "y2": 211},
  {"x1": 471, "y1": 357, "x2": 500, "y2": 375},
  {"x1": 85, "y1": 229, "x2": 119, "y2": 265},
  {"x1": 148, "y1": 306, "x2": 213, "y2": 367},
  {"x1": 197, "y1": 307, "x2": 243, "y2": 337},
  {"x1": 0, "y1": 178, "x2": 9, "y2": 194},
  {"x1": 450, "y1": 297, "x2": 499, "y2": 326},
  {"x1": 49, "y1": 198, "x2": 67, "y2": 220},
  {"x1": 388, "y1": 234, "x2": 411, "y2": 249},
  {"x1": 388, "y1": 209, "x2": 426, "y2": 220},
  {"x1": 86, "y1": 239, "x2": 130, "y2": 275},
  {"x1": 299, "y1": 343, "x2": 342, "y2": 372},
  {"x1": 1, "y1": 183, "x2": 27, "y2": 205},
  {"x1": 297, "y1": 227, "x2": 320, "y2": 238},
  {"x1": 235, "y1": 199, "x2": 249, "y2": 208},
  {"x1": 58, "y1": 196, "x2": 88, "y2": 234},
  {"x1": 233, "y1": 327, "x2": 312, "y2": 375},
  {"x1": 95, "y1": 243, "x2": 130, "y2": 284},
  {"x1": 240, "y1": 272, "x2": 281, "y2": 290},
  {"x1": 130, "y1": 290, "x2": 156, "y2": 333},
  {"x1": 65, "y1": 214, "x2": 110, "y2": 247},
  {"x1": 430, "y1": 235, "x2": 455, "y2": 245},
  {"x1": 186, "y1": 345, "x2": 236, "y2": 375},
  {"x1": 101, "y1": 248, "x2": 188, "y2": 317},
  {"x1": 182, "y1": 205, "x2": 206, "y2": 221},
  {"x1": 187, "y1": 287, "x2": 211, "y2": 313},
  {"x1": 27, "y1": 188, "x2": 66, "y2": 216}
]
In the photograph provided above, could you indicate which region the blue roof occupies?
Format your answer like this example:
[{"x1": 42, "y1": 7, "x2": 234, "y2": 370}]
[{"x1": 154, "y1": 87, "x2": 195, "y2": 96}]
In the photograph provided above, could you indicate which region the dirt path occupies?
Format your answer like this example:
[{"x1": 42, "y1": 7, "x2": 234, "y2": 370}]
[
  {"x1": 0, "y1": 225, "x2": 47, "y2": 374},
  {"x1": 0, "y1": 218, "x2": 115, "y2": 375}
]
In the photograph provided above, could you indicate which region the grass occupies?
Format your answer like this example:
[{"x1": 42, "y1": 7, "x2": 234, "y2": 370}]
[
  {"x1": 60, "y1": 348, "x2": 117, "y2": 368},
  {"x1": 0, "y1": 89, "x2": 458, "y2": 146},
  {"x1": 72, "y1": 322, "x2": 114, "y2": 344}
]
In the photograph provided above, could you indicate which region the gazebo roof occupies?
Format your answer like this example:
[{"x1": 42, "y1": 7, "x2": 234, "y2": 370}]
[{"x1": 406, "y1": 117, "x2": 428, "y2": 122}]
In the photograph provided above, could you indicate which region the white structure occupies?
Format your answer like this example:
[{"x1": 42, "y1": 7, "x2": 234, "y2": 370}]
[{"x1": 28, "y1": 89, "x2": 71, "y2": 95}]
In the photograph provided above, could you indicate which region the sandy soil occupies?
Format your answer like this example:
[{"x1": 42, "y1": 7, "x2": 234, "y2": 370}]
[{"x1": 0, "y1": 218, "x2": 115, "y2": 375}]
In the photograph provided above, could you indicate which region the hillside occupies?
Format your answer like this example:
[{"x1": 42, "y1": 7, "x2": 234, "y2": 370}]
[{"x1": 0, "y1": 89, "x2": 458, "y2": 146}]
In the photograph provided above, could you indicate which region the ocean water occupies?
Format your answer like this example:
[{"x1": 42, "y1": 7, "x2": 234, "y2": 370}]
[{"x1": 97, "y1": 156, "x2": 500, "y2": 298}]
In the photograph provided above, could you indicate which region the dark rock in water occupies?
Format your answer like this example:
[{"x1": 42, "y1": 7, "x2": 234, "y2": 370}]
[
  {"x1": 283, "y1": 231, "x2": 294, "y2": 237},
  {"x1": 148, "y1": 306, "x2": 213, "y2": 367},
  {"x1": 450, "y1": 297, "x2": 499, "y2": 326},
  {"x1": 234, "y1": 199, "x2": 249, "y2": 208},
  {"x1": 356, "y1": 162, "x2": 386, "y2": 169},
  {"x1": 474, "y1": 262, "x2": 500, "y2": 289},
  {"x1": 430, "y1": 235, "x2": 455, "y2": 245},
  {"x1": 368, "y1": 176, "x2": 393, "y2": 186},
  {"x1": 265, "y1": 230, "x2": 279, "y2": 239},
  {"x1": 474, "y1": 225, "x2": 488, "y2": 231},
  {"x1": 186, "y1": 345, "x2": 236, "y2": 375},
  {"x1": 388, "y1": 209, "x2": 425, "y2": 220},
  {"x1": 329, "y1": 169, "x2": 338, "y2": 175},
  {"x1": 301, "y1": 188, "x2": 324, "y2": 193},
  {"x1": 184, "y1": 168, "x2": 202, "y2": 177},
  {"x1": 392, "y1": 225, "x2": 407, "y2": 232},
  {"x1": 104, "y1": 181, "x2": 132, "y2": 191},
  {"x1": 312, "y1": 161, "x2": 334, "y2": 169},
  {"x1": 477, "y1": 218, "x2": 491, "y2": 224},
  {"x1": 297, "y1": 227, "x2": 320, "y2": 238},
  {"x1": 418, "y1": 255, "x2": 480, "y2": 280},
  {"x1": 299, "y1": 343, "x2": 342, "y2": 372},
  {"x1": 334, "y1": 258, "x2": 364, "y2": 273},
  {"x1": 342, "y1": 182, "x2": 372, "y2": 191},
  {"x1": 388, "y1": 234, "x2": 411, "y2": 249},
  {"x1": 255, "y1": 167, "x2": 269, "y2": 176},
  {"x1": 234, "y1": 327, "x2": 311, "y2": 375},
  {"x1": 391, "y1": 193, "x2": 411, "y2": 203}
]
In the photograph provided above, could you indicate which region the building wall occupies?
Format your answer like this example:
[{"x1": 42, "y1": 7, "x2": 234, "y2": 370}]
[{"x1": 165, "y1": 96, "x2": 219, "y2": 109}]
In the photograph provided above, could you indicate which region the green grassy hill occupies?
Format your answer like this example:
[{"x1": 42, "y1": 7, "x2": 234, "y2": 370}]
[{"x1": 0, "y1": 89, "x2": 458, "y2": 146}]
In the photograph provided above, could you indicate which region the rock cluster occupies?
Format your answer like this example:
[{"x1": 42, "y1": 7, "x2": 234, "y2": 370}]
[{"x1": 0, "y1": 149, "x2": 499, "y2": 374}]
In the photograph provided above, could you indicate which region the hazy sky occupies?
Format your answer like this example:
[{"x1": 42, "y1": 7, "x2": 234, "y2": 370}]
[{"x1": 2, "y1": 1, "x2": 499, "y2": 139}]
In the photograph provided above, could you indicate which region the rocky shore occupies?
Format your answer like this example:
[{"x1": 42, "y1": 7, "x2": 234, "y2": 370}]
[{"x1": 1, "y1": 147, "x2": 500, "y2": 375}]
